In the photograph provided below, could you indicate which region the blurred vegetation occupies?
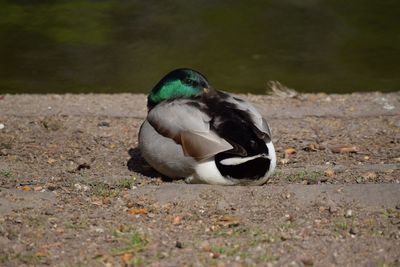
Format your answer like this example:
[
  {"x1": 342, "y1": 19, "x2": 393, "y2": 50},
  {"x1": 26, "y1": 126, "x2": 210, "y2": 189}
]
[{"x1": 0, "y1": 0, "x2": 399, "y2": 94}]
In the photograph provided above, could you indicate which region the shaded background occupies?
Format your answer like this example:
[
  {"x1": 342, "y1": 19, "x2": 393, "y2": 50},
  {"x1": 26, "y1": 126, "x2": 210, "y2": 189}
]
[{"x1": 0, "y1": 0, "x2": 399, "y2": 94}]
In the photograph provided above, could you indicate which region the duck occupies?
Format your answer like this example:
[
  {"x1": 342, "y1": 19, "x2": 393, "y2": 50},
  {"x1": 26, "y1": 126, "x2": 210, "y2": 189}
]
[{"x1": 138, "y1": 68, "x2": 276, "y2": 185}]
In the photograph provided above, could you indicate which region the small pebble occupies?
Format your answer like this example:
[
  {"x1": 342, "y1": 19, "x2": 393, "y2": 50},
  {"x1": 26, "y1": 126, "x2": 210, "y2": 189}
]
[
  {"x1": 383, "y1": 103, "x2": 394, "y2": 110},
  {"x1": 390, "y1": 218, "x2": 400, "y2": 225},
  {"x1": 307, "y1": 178, "x2": 317, "y2": 185},
  {"x1": 94, "y1": 227, "x2": 104, "y2": 233},
  {"x1": 74, "y1": 183, "x2": 82, "y2": 191},
  {"x1": 210, "y1": 252, "x2": 220, "y2": 259},
  {"x1": 175, "y1": 241, "x2": 183, "y2": 249},
  {"x1": 47, "y1": 158, "x2": 57, "y2": 164},
  {"x1": 159, "y1": 252, "x2": 169, "y2": 258},
  {"x1": 349, "y1": 227, "x2": 358, "y2": 235},
  {"x1": 284, "y1": 214, "x2": 294, "y2": 221},
  {"x1": 280, "y1": 233, "x2": 290, "y2": 241},
  {"x1": 0, "y1": 123, "x2": 4, "y2": 130},
  {"x1": 301, "y1": 256, "x2": 314, "y2": 266},
  {"x1": 44, "y1": 210, "x2": 55, "y2": 216},
  {"x1": 362, "y1": 172, "x2": 377, "y2": 180},
  {"x1": 82, "y1": 185, "x2": 90, "y2": 191},
  {"x1": 345, "y1": 209, "x2": 353, "y2": 218},
  {"x1": 34, "y1": 186, "x2": 44, "y2": 191},
  {"x1": 319, "y1": 177, "x2": 328, "y2": 183},
  {"x1": 200, "y1": 241, "x2": 211, "y2": 252},
  {"x1": 280, "y1": 158, "x2": 289, "y2": 165},
  {"x1": 46, "y1": 184, "x2": 57, "y2": 191},
  {"x1": 77, "y1": 163, "x2": 91, "y2": 171},
  {"x1": 0, "y1": 149, "x2": 8, "y2": 156},
  {"x1": 102, "y1": 198, "x2": 111, "y2": 205},
  {"x1": 173, "y1": 215, "x2": 183, "y2": 225},
  {"x1": 98, "y1": 121, "x2": 110, "y2": 127},
  {"x1": 329, "y1": 205, "x2": 338, "y2": 214}
]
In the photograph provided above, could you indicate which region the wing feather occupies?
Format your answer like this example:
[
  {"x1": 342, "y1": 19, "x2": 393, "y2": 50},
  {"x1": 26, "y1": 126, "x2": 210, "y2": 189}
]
[
  {"x1": 227, "y1": 93, "x2": 272, "y2": 142},
  {"x1": 147, "y1": 99, "x2": 233, "y2": 160}
]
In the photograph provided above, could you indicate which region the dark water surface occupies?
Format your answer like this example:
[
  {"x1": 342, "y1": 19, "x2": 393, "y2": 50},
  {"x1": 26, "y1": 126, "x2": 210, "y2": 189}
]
[{"x1": 0, "y1": 0, "x2": 399, "y2": 94}]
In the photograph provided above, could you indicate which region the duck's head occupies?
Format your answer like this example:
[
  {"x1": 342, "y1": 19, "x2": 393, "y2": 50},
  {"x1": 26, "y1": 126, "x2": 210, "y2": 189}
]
[{"x1": 147, "y1": 68, "x2": 210, "y2": 109}]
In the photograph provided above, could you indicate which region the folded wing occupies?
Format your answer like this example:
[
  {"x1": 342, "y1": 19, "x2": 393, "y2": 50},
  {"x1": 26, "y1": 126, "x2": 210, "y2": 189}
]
[
  {"x1": 223, "y1": 92, "x2": 272, "y2": 142},
  {"x1": 147, "y1": 99, "x2": 233, "y2": 160}
]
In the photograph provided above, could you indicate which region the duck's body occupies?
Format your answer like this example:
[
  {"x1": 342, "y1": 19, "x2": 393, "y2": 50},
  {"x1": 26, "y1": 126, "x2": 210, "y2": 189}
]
[{"x1": 139, "y1": 69, "x2": 276, "y2": 185}]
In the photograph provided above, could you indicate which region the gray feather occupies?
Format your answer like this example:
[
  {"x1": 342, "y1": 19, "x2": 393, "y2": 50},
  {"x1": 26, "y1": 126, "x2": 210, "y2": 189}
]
[
  {"x1": 146, "y1": 99, "x2": 233, "y2": 160},
  {"x1": 139, "y1": 120, "x2": 196, "y2": 178}
]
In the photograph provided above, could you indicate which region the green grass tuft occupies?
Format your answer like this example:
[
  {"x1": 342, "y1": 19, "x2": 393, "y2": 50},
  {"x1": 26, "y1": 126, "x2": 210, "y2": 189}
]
[
  {"x1": 286, "y1": 170, "x2": 324, "y2": 183},
  {"x1": 111, "y1": 227, "x2": 148, "y2": 255},
  {"x1": 0, "y1": 169, "x2": 12, "y2": 177}
]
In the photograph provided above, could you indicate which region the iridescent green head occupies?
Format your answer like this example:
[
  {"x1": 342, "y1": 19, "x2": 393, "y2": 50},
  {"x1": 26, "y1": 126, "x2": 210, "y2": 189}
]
[{"x1": 147, "y1": 68, "x2": 210, "y2": 109}]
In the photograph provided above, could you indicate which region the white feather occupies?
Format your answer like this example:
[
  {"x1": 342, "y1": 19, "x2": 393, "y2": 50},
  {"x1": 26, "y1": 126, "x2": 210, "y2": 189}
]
[
  {"x1": 189, "y1": 158, "x2": 235, "y2": 185},
  {"x1": 264, "y1": 142, "x2": 276, "y2": 179},
  {"x1": 219, "y1": 154, "x2": 268, "y2": 165},
  {"x1": 186, "y1": 141, "x2": 277, "y2": 186}
]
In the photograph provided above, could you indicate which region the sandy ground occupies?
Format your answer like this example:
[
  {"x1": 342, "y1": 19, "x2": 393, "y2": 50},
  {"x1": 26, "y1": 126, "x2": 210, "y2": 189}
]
[{"x1": 0, "y1": 92, "x2": 399, "y2": 266}]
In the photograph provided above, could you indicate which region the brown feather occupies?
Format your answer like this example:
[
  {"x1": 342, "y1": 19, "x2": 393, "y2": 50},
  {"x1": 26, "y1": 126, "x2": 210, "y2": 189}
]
[{"x1": 180, "y1": 131, "x2": 233, "y2": 160}]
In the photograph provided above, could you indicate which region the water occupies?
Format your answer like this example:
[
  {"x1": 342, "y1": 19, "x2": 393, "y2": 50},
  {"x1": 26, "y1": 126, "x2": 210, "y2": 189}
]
[{"x1": 0, "y1": 0, "x2": 399, "y2": 94}]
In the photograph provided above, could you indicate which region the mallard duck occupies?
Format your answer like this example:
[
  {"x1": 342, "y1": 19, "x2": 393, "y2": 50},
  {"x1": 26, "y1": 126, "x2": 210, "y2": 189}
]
[{"x1": 139, "y1": 68, "x2": 276, "y2": 185}]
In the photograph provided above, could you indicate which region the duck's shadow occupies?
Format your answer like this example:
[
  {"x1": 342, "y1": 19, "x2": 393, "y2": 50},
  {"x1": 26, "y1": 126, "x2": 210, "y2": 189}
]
[{"x1": 127, "y1": 147, "x2": 173, "y2": 182}]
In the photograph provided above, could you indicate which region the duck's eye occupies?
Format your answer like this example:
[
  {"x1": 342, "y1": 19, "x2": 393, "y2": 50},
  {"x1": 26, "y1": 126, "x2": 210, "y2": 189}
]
[{"x1": 184, "y1": 78, "x2": 197, "y2": 86}]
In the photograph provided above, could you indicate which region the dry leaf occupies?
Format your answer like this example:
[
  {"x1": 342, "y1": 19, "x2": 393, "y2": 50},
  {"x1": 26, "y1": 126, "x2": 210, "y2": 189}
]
[
  {"x1": 217, "y1": 215, "x2": 240, "y2": 227},
  {"x1": 362, "y1": 172, "x2": 377, "y2": 180},
  {"x1": 172, "y1": 215, "x2": 183, "y2": 225},
  {"x1": 35, "y1": 251, "x2": 46, "y2": 257},
  {"x1": 121, "y1": 253, "x2": 134, "y2": 264},
  {"x1": 304, "y1": 143, "x2": 325, "y2": 151},
  {"x1": 20, "y1": 185, "x2": 33, "y2": 191},
  {"x1": 91, "y1": 199, "x2": 103, "y2": 206},
  {"x1": 304, "y1": 144, "x2": 318, "y2": 151},
  {"x1": 285, "y1": 148, "x2": 297, "y2": 155},
  {"x1": 39, "y1": 242, "x2": 63, "y2": 250},
  {"x1": 324, "y1": 169, "x2": 335, "y2": 177},
  {"x1": 280, "y1": 158, "x2": 289, "y2": 165},
  {"x1": 47, "y1": 158, "x2": 57, "y2": 164},
  {"x1": 127, "y1": 208, "x2": 148, "y2": 215},
  {"x1": 330, "y1": 145, "x2": 358, "y2": 154}
]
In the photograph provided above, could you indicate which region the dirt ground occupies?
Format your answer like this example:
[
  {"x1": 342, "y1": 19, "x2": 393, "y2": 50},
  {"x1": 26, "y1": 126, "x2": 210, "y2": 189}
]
[{"x1": 0, "y1": 92, "x2": 399, "y2": 267}]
